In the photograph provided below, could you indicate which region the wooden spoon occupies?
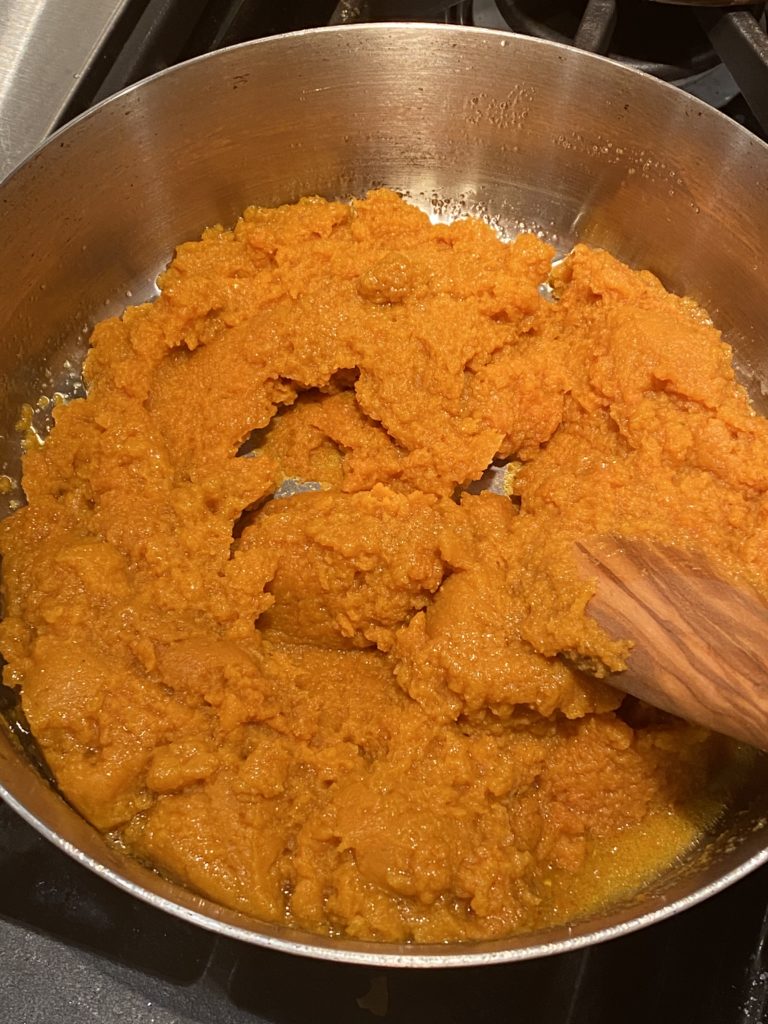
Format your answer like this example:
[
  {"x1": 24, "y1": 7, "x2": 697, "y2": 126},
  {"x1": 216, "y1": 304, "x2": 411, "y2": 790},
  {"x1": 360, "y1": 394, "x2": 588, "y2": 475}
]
[{"x1": 574, "y1": 537, "x2": 768, "y2": 751}]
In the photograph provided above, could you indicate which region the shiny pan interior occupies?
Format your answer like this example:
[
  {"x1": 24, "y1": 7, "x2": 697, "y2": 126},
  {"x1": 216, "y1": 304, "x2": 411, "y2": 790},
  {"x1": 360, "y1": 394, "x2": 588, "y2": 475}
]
[{"x1": 1, "y1": 24, "x2": 768, "y2": 966}]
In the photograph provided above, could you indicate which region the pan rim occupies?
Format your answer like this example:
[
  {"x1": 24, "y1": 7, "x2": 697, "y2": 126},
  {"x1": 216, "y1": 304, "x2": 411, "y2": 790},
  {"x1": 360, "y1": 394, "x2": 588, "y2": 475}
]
[
  {"x1": 3, "y1": 20, "x2": 767, "y2": 191},
  {"x1": 2, "y1": 21, "x2": 768, "y2": 967}
]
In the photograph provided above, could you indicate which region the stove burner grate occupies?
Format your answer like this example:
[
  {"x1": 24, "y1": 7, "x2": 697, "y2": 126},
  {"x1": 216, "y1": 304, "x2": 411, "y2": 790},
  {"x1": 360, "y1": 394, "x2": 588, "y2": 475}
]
[{"x1": 495, "y1": 0, "x2": 720, "y2": 79}]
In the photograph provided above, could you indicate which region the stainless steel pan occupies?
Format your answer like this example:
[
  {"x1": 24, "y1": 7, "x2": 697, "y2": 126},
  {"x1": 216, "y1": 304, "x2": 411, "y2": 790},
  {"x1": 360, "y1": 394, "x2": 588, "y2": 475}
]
[{"x1": 2, "y1": 24, "x2": 768, "y2": 967}]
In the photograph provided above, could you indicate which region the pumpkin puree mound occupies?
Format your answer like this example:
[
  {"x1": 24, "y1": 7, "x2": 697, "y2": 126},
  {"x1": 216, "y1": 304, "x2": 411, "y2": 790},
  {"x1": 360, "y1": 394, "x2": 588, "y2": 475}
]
[{"x1": 2, "y1": 190, "x2": 766, "y2": 942}]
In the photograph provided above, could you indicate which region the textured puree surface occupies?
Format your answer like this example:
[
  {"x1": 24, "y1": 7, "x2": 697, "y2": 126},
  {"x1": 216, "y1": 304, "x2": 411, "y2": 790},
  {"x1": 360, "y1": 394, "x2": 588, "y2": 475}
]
[{"x1": 1, "y1": 190, "x2": 766, "y2": 943}]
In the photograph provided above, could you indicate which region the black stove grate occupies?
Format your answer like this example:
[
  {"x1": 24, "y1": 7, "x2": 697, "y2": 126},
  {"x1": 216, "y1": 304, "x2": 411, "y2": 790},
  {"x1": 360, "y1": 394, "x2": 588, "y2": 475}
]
[
  {"x1": 495, "y1": 0, "x2": 720, "y2": 76},
  {"x1": 5, "y1": 3, "x2": 768, "y2": 1022}
]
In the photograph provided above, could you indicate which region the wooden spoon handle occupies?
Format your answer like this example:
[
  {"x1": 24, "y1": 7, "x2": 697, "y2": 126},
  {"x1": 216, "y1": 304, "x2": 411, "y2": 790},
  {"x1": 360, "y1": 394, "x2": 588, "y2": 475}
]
[{"x1": 574, "y1": 537, "x2": 768, "y2": 751}]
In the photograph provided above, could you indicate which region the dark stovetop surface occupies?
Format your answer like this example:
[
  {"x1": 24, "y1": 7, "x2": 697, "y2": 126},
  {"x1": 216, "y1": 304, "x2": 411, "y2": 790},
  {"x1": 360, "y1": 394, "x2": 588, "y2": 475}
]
[{"x1": 4, "y1": 3, "x2": 768, "y2": 1022}]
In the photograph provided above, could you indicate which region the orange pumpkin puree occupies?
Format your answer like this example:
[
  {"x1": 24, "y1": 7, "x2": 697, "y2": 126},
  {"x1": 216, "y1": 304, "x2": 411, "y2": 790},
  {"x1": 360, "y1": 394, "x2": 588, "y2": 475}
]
[{"x1": 2, "y1": 189, "x2": 765, "y2": 943}]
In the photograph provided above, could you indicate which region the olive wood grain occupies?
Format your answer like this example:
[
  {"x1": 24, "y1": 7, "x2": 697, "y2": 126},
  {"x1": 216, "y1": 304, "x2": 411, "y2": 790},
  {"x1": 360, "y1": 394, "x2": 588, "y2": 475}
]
[{"x1": 574, "y1": 537, "x2": 768, "y2": 751}]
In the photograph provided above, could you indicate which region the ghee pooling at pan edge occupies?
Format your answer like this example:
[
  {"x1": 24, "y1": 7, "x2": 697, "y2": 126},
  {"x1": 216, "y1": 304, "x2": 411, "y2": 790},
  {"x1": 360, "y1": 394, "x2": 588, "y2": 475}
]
[{"x1": 2, "y1": 189, "x2": 766, "y2": 943}]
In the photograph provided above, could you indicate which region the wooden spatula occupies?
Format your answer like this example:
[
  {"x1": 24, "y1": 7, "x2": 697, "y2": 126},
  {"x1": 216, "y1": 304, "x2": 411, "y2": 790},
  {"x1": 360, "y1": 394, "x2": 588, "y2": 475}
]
[{"x1": 574, "y1": 537, "x2": 768, "y2": 751}]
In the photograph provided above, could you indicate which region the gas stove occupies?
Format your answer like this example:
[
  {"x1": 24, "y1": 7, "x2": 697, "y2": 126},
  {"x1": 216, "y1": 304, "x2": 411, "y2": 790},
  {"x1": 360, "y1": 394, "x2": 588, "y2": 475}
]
[{"x1": 2, "y1": 3, "x2": 768, "y2": 1022}]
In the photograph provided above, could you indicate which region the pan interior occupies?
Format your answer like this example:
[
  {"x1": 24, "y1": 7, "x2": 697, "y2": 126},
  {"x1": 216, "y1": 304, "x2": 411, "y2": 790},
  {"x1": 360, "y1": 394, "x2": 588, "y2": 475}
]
[{"x1": 1, "y1": 24, "x2": 768, "y2": 964}]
